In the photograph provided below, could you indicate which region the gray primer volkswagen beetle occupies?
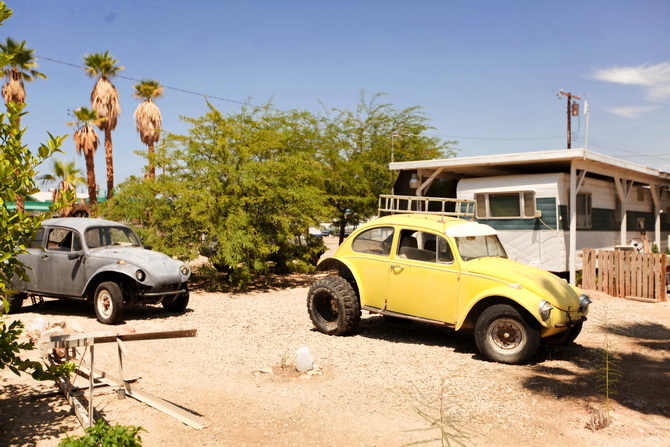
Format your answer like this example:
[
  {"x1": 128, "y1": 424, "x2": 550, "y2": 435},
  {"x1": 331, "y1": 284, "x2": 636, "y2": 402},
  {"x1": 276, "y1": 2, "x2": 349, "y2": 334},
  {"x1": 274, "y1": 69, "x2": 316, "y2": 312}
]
[{"x1": 7, "y1": 218, "x2": 191, "y2": 324}]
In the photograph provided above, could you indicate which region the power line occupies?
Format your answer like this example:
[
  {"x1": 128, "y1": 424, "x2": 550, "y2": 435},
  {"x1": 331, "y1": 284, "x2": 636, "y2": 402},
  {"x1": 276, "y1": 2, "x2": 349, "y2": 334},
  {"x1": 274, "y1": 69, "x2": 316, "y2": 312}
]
[
  {"x1": 424, "y1": 133, "x2": 563, "y2": 141},
  {"x1": 36, "y1": 55, "x2": 254, "y2": 107}
]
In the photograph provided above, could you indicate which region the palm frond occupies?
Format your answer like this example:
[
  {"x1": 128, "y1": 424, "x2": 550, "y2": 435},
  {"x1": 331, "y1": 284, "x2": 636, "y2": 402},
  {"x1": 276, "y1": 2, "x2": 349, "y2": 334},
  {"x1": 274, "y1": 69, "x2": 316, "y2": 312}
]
[
  {"x1": 83, "y1": 50, "x2": 123, "y2": 78},
  {"x1": 134, "y1": 99, "x2": 162, "y2": 145},
  {"x1": 91, "y1": 77, "x2": 120, "y2": 130}
]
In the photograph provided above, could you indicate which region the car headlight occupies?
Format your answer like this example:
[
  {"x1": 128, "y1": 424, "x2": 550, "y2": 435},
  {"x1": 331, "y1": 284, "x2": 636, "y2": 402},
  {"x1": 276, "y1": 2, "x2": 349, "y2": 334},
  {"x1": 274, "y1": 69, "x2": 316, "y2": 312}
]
[
  {"x1": 180, "y1": 265, "x2": 190, "y2": 276},
  {"x1": 539, "y1": 300, "x2": 554, "y2": 321},
  {"x1": 135, "y1": 269, "x2": 146, "y2": 281},
  {"x1": 579, "y1": 294, "x2": 592, "y2": 313}
]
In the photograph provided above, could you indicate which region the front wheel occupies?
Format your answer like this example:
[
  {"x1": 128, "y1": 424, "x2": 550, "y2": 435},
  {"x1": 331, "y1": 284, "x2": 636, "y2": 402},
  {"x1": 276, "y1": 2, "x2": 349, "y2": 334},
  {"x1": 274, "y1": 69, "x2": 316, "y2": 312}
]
[
  {"x1": 307, "y1": 276, "x2": 361, "y2": 335},
  {"x1": 94, "y1": 282, "x2": 125, "y2": 324},
  {"x1": 474, "y1": 304, "x2": 541, "y2": 364},
  {"x1": 162, "y1": 290, "x2": 190, "y2": 312}
]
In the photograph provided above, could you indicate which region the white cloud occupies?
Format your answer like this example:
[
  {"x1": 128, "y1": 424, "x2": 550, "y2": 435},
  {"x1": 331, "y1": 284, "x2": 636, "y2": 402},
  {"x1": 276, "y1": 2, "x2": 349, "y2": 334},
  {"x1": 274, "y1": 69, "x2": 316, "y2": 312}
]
[
  {"x1": 607, "y1": 106, "x2": 656, "y2": 119},
  {"x1": 592, "y1": 62, "x2": 670, "y2": 101}
]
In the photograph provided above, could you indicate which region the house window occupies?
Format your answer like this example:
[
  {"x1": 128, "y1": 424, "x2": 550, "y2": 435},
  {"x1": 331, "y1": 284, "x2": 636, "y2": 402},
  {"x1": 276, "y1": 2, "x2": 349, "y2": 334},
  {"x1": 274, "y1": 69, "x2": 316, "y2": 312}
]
[
  {"x1": 576, "y1": 193, "x2": 592, "y2": 229},
  {"x1": 474, "y1": 191, "x2": 536, "y2": 219}
]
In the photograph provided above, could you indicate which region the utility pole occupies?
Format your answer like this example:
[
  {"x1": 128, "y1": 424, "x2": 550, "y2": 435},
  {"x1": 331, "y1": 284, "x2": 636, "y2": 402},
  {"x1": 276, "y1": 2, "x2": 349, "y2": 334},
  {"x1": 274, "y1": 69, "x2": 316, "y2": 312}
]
[{"x1": 559, "y1": 90, "x2": 581, "y2": 149}]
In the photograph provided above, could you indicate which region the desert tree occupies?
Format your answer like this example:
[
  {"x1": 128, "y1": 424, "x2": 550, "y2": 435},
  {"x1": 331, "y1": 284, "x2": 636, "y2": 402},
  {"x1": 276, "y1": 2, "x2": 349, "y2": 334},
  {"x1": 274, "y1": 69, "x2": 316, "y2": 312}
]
[
  {"x1": 133, "y1": 79, "x2": 163, "y2": 179},
  {"x1": 83, "y1": 51, "x2": 122, "y2": 198}
]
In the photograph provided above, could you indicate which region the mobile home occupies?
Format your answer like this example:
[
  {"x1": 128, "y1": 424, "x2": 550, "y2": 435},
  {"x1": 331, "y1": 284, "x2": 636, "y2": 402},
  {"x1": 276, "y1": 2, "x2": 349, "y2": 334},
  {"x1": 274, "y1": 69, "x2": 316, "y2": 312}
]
[{"x1": 390, "y1": 149, "x2": 670, "y2": 283}]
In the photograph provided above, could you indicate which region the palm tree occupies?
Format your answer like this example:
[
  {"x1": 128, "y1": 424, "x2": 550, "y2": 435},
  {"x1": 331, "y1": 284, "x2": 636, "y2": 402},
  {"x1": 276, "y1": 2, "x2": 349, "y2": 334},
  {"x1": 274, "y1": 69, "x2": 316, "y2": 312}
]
[
  {"x1": 70, "y1": 107, "x2": 100, "y2": 207},
  {"x1": 38, "y1": 159, "x2": 85, "y2": 198},
  {"x1": 38, "y1": 159, "x2": 86, "y2": 216},
  {"x1": 1, "y1": 37, "x2": 47, "y2": 211},
  {"x1": 83, "y1": 51, "x2": 122, "y2": 199},
  {"x1": 0, "y1": 37, "x2": 46, "y2": 105},
  {"x1": 133, "y1": 79, "x2": 163, "y2": 179}
]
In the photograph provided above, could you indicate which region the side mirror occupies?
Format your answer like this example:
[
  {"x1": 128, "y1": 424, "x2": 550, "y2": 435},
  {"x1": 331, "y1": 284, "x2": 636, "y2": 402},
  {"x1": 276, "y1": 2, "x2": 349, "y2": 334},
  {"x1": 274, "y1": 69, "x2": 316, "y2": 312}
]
[
  {"x1": 144, "y1": 245, "x2": 152, "y2": 250},
  {"x1": 68, "y1": 252, "x2": 83, "y2": 260}
]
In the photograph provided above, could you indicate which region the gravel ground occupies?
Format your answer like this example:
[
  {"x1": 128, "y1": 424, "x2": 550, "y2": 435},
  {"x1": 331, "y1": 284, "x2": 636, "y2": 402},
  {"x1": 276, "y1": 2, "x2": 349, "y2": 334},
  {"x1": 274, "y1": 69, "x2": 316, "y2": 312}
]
[{"x1": 1, "y1": 279, "x2": 669, "y2": 447}]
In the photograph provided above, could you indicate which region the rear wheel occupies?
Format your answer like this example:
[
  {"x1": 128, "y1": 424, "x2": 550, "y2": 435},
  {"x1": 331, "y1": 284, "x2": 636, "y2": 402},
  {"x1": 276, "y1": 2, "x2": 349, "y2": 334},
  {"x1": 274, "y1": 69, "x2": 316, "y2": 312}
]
[
  {"x1": 474, "y1": 304, "x2": 541, "y2": 364},
  {"x1": 307, "y1": 276, "x2": 360, "y2": 335},
  {"x1": 3, "y1": 293, "x2": 27, "y2": 313},
  {"x1": 94, "y1": 282, "x2": 125, "y2": 324}
]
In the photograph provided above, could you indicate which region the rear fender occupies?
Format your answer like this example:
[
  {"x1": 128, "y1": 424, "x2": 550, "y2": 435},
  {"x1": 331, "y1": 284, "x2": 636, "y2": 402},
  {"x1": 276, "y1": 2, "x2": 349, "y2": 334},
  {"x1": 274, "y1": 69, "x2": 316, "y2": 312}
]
[{"x1": 315, "y1": 257, "x2": 361, "y2": 299}]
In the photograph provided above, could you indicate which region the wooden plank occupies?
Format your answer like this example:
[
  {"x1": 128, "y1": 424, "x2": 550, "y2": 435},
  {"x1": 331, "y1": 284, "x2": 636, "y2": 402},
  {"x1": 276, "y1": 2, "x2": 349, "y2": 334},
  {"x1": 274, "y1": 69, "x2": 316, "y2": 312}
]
[{"x1": 44, "y1": 329, "x2": 198, "y2": 350}]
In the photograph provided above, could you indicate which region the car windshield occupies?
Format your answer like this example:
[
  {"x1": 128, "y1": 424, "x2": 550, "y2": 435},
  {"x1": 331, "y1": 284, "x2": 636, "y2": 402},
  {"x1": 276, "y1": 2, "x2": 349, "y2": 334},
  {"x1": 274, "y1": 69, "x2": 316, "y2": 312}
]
[
  {"x1": 454, "y1": 235, "x2": 508, "y2": 261},
  {"x1": 84, "y1": 226, "x2": 142, "y2": 249}
]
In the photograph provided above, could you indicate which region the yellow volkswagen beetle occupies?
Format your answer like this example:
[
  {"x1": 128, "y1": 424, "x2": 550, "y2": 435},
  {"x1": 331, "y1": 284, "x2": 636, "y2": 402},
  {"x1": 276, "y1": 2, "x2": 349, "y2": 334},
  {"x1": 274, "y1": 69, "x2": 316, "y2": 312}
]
[{"x1": 307, "y1": 212, "x2": 590, "y2": 364}]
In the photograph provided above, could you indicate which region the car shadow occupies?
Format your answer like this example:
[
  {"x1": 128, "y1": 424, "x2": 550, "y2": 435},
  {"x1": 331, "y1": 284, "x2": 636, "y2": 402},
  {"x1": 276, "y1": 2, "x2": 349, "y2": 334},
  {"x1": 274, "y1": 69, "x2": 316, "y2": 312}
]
[
  {"x1": 354, "y1": 315, "x2": 479, "y2": 357},
  {"x1": 17, "y1": 299, "x2": 193, "y2": 324}
]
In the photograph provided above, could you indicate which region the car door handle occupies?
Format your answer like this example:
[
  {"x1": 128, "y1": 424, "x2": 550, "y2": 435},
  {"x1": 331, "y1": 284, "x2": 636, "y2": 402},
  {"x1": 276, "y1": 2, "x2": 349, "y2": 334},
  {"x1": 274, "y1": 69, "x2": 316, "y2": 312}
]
[
  {"x1": 40, "y1": 255, "x2": 49, "y2": 260},
  {"x1": 390, "y1": 264, "x2": 404, "y2": 271}
]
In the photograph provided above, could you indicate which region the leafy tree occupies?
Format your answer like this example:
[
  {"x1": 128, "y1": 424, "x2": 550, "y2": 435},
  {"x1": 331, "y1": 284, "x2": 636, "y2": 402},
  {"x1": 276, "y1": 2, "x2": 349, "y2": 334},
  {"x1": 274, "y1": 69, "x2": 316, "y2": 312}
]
[
  {"x1": 83, "y1": 51, "x2": 122, "y2": 198},
  {"x1": 0, "y1": 0, "x2": 70, "y2": 382},
  {"x1": 316, "y1": 92, "x2": 457, "y2": 243},
  {"x1": 105, "y1": 103, "x2": 328, "y2": 286},
  {"x1": 133, "y1": 79, "x2": 163, "y2": 179},
  {"x1": 69, "y1": 107, "x2": 100, "y2": 207},
  {"x1": 1, "y1": 36, "x2": 47, "y2": 211}
]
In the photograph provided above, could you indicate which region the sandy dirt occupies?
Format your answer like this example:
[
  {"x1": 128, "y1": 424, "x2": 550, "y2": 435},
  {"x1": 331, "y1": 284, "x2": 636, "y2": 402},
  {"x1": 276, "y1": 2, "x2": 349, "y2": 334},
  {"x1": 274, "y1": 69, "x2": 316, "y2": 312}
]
[{"x1": 1, "y1": 240, "x2": 669, "y2": 446}]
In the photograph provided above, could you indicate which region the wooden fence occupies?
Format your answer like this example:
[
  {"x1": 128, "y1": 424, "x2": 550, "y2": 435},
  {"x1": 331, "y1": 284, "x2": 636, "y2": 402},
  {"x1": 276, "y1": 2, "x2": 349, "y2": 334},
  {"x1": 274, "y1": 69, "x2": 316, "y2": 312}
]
[{"x1": 582, "y1": 249, "x2": 667, "y2": 302}]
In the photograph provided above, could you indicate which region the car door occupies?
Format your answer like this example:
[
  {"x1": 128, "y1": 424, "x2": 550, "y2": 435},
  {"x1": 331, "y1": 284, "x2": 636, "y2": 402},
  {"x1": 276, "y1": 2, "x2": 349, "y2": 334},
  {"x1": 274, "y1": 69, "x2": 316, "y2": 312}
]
[
  {"x1": 386, "y1": 229, "x2": 460, "y2": 324},
  {"x1": 345, "y1": 226, "x2": 395, "y2": 309},
  {"x1": 35, "y1": 227, "x2": 87, "y2": 297},
  {"x1": 16, "y1": 227, "x2": 46, "y2": 291}
]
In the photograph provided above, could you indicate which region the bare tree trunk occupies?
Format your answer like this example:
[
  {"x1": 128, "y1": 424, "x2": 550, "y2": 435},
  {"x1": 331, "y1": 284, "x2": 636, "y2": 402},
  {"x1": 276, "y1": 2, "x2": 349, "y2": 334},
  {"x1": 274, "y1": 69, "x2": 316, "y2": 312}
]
[
  {"x1": 144, "y1": 142, "x2": 155, "y2": 179},
  {"x1": 105, "y1": 128, "x2": 114, "y2": 198},
  {"x1": 85, "y1": 153, "x2": 97, "y2": 207}
]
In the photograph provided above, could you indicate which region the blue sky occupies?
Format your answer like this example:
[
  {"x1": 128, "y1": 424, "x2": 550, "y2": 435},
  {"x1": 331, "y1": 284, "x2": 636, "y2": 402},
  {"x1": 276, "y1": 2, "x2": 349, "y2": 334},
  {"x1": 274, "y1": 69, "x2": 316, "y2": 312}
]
[{"x1": 3, "y1": 0, "x2": 670, "y2": 193}]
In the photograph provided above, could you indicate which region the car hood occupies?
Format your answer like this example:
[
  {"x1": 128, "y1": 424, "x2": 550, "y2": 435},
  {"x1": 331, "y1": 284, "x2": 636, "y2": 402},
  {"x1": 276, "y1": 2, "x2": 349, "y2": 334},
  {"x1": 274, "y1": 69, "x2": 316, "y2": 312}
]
[
  {"x1": 90, "y1": 247, "x2": 183, "y2": 275},
  {"x1": 465, "y1": 257, "x2": 581, "y2": 309}
]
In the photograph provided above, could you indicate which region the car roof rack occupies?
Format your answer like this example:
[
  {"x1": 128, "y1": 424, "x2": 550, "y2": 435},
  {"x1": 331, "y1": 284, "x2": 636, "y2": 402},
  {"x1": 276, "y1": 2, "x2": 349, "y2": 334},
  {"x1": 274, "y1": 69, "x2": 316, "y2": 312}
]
[{"x1": 378, "y1": 194, "x2": 476, "y2": 218}]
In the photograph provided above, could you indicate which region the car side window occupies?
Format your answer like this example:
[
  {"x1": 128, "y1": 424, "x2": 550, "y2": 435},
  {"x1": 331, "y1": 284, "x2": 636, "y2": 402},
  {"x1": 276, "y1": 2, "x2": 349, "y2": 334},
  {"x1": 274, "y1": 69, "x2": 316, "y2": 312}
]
[
  {"x1": 29, "y1": 228, "x2": 45, "y2": 249},
  {"x1": 351, "y1": 227, "x2": 394, "y2": 256},
  {"x1": 397, "y1": 230, "x2": 454, "y2": 264},
  {"x1": 46, "y1": 229, "x2": 81, "y2": 252}
]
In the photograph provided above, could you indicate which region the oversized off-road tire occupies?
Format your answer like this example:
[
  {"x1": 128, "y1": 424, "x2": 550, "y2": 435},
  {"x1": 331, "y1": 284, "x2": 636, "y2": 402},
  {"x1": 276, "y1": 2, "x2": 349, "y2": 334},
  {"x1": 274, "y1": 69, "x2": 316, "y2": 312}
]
[
  {"x1": 162, "y1": 290, "x2": 190, "y2": 312},
  {"x1": 94, "y1": 282, "x2": 125, "y2": 324},
  {"x1": 543, "y1": 321, "x2": 583, "y2": 345},
  {"x1": 474, "y1": 304, "x2": 541, "y2": 364},
  {"x1": 307, "y1": 276, "x2": 361, "y2": 335},
  {"x1": 3, "y1": 293, "x2": 27, "y2": 314}
]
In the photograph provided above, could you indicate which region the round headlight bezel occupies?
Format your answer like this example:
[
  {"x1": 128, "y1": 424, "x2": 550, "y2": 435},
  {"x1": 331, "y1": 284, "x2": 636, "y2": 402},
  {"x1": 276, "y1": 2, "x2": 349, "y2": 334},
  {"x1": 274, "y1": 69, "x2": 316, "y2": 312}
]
[
  {"x1": 180, "y1": 265, "x2": 190, "y2": 276},
  {"x1": 135, "y1": 269, "x2": 146, "y2": 282},
  {"x1": 539, "y1": 300, "x2": 554, "y2": 321}
]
